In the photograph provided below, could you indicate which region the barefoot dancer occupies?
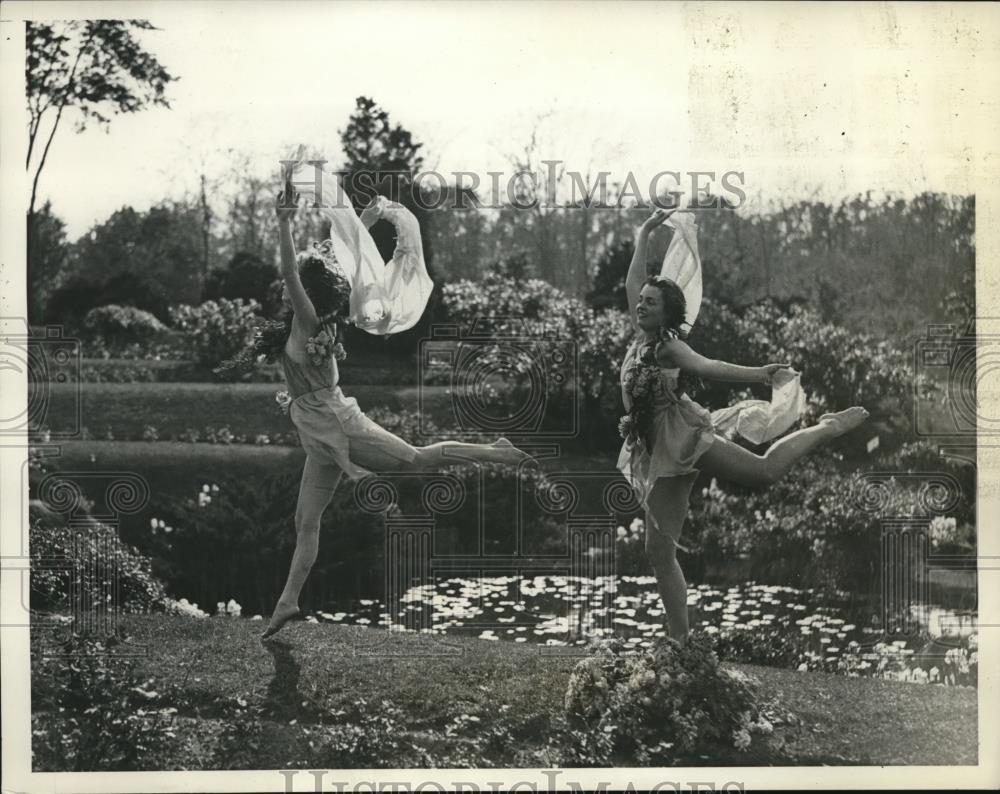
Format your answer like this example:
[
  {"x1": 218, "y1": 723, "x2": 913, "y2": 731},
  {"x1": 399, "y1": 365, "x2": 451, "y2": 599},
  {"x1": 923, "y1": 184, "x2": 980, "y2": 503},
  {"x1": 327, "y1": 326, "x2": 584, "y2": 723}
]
[
  {"x1": 617, "y1": 208, "x2": 868, "y2": 643},
  {"x1": 223, "y1": 177, "x2": 530, "y2": 639}
]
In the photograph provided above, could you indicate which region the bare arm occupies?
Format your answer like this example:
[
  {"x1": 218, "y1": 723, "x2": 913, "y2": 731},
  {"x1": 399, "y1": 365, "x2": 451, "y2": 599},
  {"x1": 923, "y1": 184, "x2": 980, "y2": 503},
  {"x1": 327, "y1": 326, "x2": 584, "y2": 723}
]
[
  {"x1": 276, "y1": 190, "x2": 320, "y2": 334},
  {"x1": 625, "y1": 209, "x2": 674, "y2": 329},
  {"x1": 658, "y1": 338, "x2": 790, "y2": 384}
]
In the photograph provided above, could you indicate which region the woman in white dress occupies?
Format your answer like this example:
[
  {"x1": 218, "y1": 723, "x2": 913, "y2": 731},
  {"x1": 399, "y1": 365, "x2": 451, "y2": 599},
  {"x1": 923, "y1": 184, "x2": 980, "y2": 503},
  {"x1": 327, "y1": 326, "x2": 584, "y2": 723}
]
[
  {"x1": 617, "y1": 208, "x2": 869, "y2": 643},
  {"x1": 219, "y1": 163, "x2": 530, "y2": 639}
]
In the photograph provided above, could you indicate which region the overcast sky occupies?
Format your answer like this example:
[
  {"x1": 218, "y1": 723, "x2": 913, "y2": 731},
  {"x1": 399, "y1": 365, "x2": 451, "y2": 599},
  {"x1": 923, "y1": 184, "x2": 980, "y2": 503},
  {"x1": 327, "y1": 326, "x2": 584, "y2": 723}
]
[{"x1": 13, "y1": 1, "x2": 1000, "y2": 239}]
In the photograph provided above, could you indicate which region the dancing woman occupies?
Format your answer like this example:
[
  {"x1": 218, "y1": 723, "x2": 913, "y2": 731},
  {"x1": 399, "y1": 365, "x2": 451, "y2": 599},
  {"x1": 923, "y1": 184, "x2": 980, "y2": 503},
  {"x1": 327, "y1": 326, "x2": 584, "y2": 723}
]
[
  {"x1": 221, "y1": 180, "x2": 530, "y2": 639},
  {"x1": 617, "y1": 208, "x2": 868, "y2": 643}
]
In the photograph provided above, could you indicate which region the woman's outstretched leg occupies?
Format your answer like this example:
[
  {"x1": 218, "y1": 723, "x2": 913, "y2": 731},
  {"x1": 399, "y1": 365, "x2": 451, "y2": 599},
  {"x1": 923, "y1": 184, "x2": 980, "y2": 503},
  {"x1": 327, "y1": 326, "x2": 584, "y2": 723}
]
[
  {"x1": 644, "y1": 474, "x2": 698, "y2": 643},
  {"x1": 412, "y1": 437, "x2": 532, "y2": 471},
  {"x1": 263, "y1": 456, "x2": 342, "y2": 640},
  {"x1": 698, "y1": 406, "x2": 868, "y2": 488}
]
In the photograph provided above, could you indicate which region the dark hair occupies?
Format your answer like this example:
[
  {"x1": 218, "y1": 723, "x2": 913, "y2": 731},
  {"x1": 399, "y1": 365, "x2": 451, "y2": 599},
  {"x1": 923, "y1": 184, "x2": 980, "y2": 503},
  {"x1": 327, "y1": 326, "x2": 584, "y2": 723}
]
[
  {"x1": 296, "y1": 248, "x2": 351, "y2": 319},
  {"x1": 213, "y1": 244, "x2": 352, "y2": 378},
  {"x1": 634, "y1": 276, "x2": 702, "y2": 397},
  {"x1": 643, "y1": 276, "x2": 690, "y2": 341}
]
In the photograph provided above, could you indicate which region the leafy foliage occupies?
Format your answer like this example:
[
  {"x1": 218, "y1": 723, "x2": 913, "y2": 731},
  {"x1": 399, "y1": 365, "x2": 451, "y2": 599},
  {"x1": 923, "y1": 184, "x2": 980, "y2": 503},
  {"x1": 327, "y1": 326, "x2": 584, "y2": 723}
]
[
  {"x1": 27, "y1": 200, "x2": 70, "y2": 325},
  {"x1": 29, "y1": 514, "x2": 169, "y2": 615},
  {"x1": 26, "y1": 21, "x2": 176, "y2": 217},
  {"x1": 31, "y1": 634, "x2": 181, "y2": 771},
  {"x1": 83, "y1": 304, "x2": 169, "y2": 348},
  {"x1": 168, "y1": 298, "x2": 260, "y2": 370},
  {"x1": 70, "y1": 204, "x2": 207, "y2": 308},
  {"x1": 202, "y1": 250, "x2": 283, "y2": 317}
]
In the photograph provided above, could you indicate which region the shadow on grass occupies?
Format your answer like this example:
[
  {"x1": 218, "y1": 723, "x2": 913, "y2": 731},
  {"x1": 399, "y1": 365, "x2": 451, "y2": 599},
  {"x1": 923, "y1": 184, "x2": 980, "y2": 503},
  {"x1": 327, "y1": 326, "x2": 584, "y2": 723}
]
[{"x1": 262, "y1": 639, "x2": 303, "y2": 719}]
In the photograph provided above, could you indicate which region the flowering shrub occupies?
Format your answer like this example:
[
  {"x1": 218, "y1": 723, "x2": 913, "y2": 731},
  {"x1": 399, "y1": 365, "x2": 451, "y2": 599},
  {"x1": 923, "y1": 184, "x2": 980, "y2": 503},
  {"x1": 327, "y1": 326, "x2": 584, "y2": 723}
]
[
  {"x1": 563, "y1": 633, "x2": 773, "y2": 764},
  {"x1": 441, "y1": 275, "x2": 914, "y2": 451},
  {"x1": 877, "y1": 440, "x2": 976, "y2": 528},
  {"x1": 29, "y1": 514, "x2": 169, "y2": 614},
  {"x1": 169, "y1": 298, "x2": 260, "y2": 371},
  {"x1": 677, "y1": 447, "x2": 976, "y2": 596},
  {"x1": 692, "y1": 298, "x2": 914, "y2": 439},
  {"x1": 440, "y1": 274, "x2": 622, "y2": 445},
  {"x1": 84, "y1": 304, "x2": 168, "y2": 345}
]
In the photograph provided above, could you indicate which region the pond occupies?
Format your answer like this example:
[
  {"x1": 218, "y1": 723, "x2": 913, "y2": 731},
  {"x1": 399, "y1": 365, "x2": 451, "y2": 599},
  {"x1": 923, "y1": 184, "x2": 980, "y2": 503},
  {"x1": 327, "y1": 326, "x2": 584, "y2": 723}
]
[{"x1": 300, "y1": 575, "x2": 978, "y2": 686}]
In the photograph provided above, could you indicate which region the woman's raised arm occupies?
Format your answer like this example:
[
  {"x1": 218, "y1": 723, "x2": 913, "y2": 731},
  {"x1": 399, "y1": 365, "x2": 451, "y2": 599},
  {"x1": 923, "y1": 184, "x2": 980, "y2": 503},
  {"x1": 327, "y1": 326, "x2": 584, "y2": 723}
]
[{"x1": 276, "y1": 189, "x2": 319, "y2": 332}]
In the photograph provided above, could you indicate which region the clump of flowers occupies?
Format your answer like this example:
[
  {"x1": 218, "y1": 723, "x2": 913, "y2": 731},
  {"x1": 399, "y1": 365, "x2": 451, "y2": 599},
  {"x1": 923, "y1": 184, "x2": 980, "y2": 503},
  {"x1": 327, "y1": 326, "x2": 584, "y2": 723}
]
[
  {"x1": 619, "y1": 342, "x2": 667, "y2": 445},
  {"x1": 564, "y1": 633, "x2": 773, "y2": 764},
  {"x1": 305, "y1": 321, "x2": 347, "y2": 367},
  {"x1": 215, "y1": 598, "x2": 242, "y2": 617},
  {"x1": 616, "y1": 517, "x2": 645, "y2": 545},
  {"x1": 275, "y1": 390, "x2": 292, "y2": 415},
  {"x1": 164, "y1": 597, "x2": 208, "y2": 618},
  {"x1": 197, "y1": 483, "x2": 219, "y2": 507}
]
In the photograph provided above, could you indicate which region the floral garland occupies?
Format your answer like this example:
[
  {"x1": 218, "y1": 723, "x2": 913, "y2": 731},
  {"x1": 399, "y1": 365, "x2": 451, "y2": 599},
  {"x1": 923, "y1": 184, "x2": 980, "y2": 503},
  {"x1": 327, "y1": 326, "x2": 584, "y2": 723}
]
[
  {"x1": 306, "y1": 314, "x2": 347, "y2": 366},
  {"x1": 618, "y1": 336, "x2": 671, "y2": 445}
]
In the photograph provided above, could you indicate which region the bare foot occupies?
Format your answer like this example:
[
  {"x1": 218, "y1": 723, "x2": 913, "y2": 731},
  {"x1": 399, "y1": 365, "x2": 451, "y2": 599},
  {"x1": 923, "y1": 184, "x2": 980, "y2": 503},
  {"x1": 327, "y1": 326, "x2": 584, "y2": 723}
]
[
  {"x1": 261, "y1": 602, "x2": 301, "y2": 640},
  {"x1": 493, "y1": 437, "x2": 535, "y2": 466},
  {"x1": 819, "y1": 407, "x2": 869, "y2": 437}
]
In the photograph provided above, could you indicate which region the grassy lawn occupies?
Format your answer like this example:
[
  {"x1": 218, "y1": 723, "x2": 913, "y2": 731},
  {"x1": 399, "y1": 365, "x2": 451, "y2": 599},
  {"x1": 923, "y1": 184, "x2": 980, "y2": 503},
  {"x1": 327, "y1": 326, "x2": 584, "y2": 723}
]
[{"x1": 32, "y1": 615, "x2": 978, "y2": 770}]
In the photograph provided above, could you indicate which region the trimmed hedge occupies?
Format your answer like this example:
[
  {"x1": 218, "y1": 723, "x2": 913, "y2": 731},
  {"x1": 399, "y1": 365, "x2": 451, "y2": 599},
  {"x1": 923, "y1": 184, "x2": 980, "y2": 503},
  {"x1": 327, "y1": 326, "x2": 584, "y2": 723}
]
[
  {"x1": 55, "y1": 441, "x2": 304, "y2": 500},
  {"x1": 42, "y1": 382, "x2": 460, "y2": 441},
  {"x1": 59, "y1": 357, "x2": 418, "y2": 385}
]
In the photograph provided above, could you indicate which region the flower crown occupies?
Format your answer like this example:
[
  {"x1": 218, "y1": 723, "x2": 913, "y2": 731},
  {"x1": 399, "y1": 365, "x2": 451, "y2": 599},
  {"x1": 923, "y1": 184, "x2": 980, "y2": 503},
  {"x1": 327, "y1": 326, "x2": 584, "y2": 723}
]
[{"x1": 301, "y1": 239, "x2": 347, "y2": 278}]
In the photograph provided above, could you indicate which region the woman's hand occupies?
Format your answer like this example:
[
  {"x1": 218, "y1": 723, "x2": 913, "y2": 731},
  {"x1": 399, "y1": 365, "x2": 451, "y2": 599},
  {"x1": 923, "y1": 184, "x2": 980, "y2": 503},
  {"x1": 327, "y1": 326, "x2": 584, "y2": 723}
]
[
  {"x1": 359, "y1": 195, "x2": 382, "y2": 229},
  {"x1": 759, "y1": 362, "x2": 794, "y2": 385},
  {"x1": 640, "y1": 207, "x2": 676, "y2": 234},
  {"x1": 275, "y1": 187, "x2": 300, "y2": 223}
]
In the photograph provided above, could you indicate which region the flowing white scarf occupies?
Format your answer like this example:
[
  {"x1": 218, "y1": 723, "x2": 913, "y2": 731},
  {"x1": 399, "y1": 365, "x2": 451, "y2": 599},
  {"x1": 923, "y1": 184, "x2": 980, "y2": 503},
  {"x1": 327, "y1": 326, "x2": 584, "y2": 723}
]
[
  {"x1": 282, "y1": 147, "x2": 433, "y2": 335},
  {"x1": 660, "y1": 212, "x2": 807, "y2": 444}
]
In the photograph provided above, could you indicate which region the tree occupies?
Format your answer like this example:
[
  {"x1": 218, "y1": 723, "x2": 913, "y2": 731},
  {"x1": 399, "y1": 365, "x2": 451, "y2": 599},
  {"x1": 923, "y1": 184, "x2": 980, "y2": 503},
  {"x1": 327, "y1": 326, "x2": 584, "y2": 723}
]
[
  {"x1": 339, "y1": 96, "x2": 431, "y2": 263},
  {"x1": 70, "y1": 202, "x2": 206, "y2": 313},
  {"x1": 26, "y1": 20, "x2": 176, "y2": 220},
  {"x1": 203, "y1": 251, "x2": 282, "y2": 317},
  {"x1": 586, "y1": 239, "x2": 637, "y2": 312},
  {"x1": 27, "y1": 201, "x2": 70, "y2": 325}
]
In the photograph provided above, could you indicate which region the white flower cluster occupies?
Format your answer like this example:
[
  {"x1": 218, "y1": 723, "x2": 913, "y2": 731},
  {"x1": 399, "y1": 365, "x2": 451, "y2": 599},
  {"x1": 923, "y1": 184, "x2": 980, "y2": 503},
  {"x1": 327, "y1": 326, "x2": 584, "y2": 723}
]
[
  {"x1": 198, "y1": 483, "x2": 220, "y2": 507},
  {"x1": 928, "y1": 515, "x2": 958, "y2": 546},
  {"x1": 701, "y1": 477, "x2": 725, "y2": 500},
  {"x1": 149, "y1": 517, "x2": 173, "y2": 535},
  {"x1": 616, "y1": 517, "x2": 645, "y2": 544},
  {"x1": 215, "y1": 598, "x2": 242, "y2": 617},
  {"x1": 164, "y1": 597, "x2": 208, "y2": 618}
]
